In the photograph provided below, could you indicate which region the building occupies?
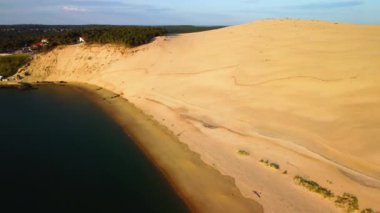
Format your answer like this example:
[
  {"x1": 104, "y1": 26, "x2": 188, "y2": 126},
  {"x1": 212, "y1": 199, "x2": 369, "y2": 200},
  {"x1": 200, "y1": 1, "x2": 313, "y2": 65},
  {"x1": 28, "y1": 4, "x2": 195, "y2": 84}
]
[
  {"x1": 31, "y1": 42, "x2": 44, "y2": 49},
  {"x1": 41, "y1": 38, "x2": 49, "y2": 44},
  {"x1": 31, "y1": 39, "x2": 49, "y2": 49},
  {"x1": 78, "y1": 37, "x2": 85, "y2": 43}
]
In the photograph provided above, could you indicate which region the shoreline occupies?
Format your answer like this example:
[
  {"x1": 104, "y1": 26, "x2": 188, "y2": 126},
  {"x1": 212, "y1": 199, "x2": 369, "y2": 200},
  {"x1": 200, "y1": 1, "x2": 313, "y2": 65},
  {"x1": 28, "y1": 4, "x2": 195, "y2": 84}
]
[
  {"x1": 17, "y1": 20, "x2": 380, "y2": 212},
  {"x1": 67, "y1": 82, "x2": 263, "y2": 213}
]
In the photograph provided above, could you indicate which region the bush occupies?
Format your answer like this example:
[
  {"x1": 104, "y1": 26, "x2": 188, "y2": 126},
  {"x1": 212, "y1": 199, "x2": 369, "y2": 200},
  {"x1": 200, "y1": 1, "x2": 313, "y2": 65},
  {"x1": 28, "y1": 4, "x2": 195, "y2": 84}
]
[
  {"x1": 270, "y1": 162, "x2": 280, "y2": 169},
  {"x1": 361, "y1": 208, "x2": 376, "y2": 213},
  {"x1": 238, "y1": 150, "x2": 250, "y2": 156},
  {"x1": 260, "y1": 159, "x2": 280, "y2": 170},
  {"x1": 294, "y1": 176, "x2": 334, "y2": 198},
  {"x1": 335, "y1": 193, "x2": 359, "y2": 212},
  {"x1": 0, "y1": 54, "x2": 30, "y2": 77}
]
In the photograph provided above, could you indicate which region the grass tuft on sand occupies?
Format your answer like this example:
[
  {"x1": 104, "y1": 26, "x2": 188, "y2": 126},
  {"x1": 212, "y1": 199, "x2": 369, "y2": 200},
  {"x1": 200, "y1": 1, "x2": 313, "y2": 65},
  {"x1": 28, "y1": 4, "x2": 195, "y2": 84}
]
[{"x1": 238, "y1": 150, "x2": 250, "y2": 156}]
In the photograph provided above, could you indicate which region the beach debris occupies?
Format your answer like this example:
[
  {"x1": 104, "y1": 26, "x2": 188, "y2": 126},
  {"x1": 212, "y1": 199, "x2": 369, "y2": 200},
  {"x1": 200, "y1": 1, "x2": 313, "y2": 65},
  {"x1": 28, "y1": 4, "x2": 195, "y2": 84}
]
[
  {"x1": 202, "y1": 122, "x2": 218, "y2": 129},
  {"x1": 253, "y1": 191, "x2": 261, "y2": 198},
  {"x1": 176, "y1": 130, "x2": 185, "y2": 137},
  {"x1": 16, "y1": 74, "x2": 23, "y2": 80},
  {"x1": 110, "y1": 94, "x2": 121, "y2": 99},
  {"x1": 0, "y1": 82, "x2": 36, "y2": 90},
  {"x1": 18, "y1": 82, "x2": 36, "y2": 90}
]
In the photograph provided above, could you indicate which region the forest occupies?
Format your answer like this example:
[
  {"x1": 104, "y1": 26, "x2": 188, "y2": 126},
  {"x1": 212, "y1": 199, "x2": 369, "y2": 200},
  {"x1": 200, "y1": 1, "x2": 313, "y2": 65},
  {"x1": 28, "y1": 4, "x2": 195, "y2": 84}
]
[{"x1": 0, "y1": 25, "x2": 224, "y2": 53}]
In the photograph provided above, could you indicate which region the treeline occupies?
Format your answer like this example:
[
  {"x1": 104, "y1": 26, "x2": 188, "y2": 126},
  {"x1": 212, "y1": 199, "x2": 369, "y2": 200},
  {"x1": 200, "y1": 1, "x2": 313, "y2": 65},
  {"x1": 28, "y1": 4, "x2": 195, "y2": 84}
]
[
  {"x1": 40, "y1": 27, "x2": 168, "y2": 48},
  {"x1": 0, "y1": 25, "x2": 224, "y2": 52},
  {"x1": 0, "y1": 25, "x2": 77, "y2": 52},
  {"x1": 78, "y1": 27, "x2": 167, "y2": 46},
  {"x1": 162, "y1": 26, "x2": 224, "y2": 34},
  {"x1": 0, "y1": 26, "x2": 167, "y2": 52}
]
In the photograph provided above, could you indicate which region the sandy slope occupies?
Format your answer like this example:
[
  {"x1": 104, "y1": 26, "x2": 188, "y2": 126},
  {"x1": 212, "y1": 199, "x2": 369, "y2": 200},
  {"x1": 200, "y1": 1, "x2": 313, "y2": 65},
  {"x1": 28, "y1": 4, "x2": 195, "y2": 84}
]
[
  {"x1": 24, "y1": 19, "x2": 380, "y2": 212},
  {"x1": 71, "y1": 83, "x2": 263, "y2": 213}
]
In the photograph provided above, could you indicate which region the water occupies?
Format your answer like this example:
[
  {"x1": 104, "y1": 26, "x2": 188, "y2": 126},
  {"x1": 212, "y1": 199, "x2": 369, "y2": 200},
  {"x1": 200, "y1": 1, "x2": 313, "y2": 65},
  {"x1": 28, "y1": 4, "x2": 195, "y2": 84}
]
[{"x1": 0, "y1": 86, "x2": 188, "y2": 213}]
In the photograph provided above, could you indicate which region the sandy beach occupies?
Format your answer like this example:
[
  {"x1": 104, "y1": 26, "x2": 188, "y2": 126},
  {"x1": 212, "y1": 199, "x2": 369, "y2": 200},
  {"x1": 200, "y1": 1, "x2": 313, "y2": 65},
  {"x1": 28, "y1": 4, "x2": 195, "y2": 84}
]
[
  {"x1": 69, "y1": 82, "x2": 263, "y2": 213},
  {"x1": 21, "y1": 19, "x2": 380, "y2": 212}
]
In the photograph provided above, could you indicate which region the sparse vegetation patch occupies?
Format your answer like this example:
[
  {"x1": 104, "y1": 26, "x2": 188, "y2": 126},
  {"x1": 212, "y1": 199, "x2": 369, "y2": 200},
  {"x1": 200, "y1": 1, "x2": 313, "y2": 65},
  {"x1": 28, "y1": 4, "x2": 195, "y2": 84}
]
[
  {"x1": 0, "y1": 54, "x2": 30, "y2": 77},
  {"x1": 238, "y1": 150, "x2": 250, "y2": 156},
  {"x1": 294, "y1": 176, "x2": 334, "y2": 198},
  {"x1": 260, "y1": 159, "x2": 280, "y2": 170},
  {"x1": 335, "y1": 193, "x2": 359, "y2": 212},
  {"x1": 361, "y1": 208, "x2": 376, "y2": 213}
]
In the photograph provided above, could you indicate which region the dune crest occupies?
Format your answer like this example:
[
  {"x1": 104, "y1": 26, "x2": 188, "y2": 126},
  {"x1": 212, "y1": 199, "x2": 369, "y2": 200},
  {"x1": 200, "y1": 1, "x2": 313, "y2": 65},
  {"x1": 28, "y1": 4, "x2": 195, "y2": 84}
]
[{"x1": 25, "y1": 19, "x2": 380, "y2": 212}]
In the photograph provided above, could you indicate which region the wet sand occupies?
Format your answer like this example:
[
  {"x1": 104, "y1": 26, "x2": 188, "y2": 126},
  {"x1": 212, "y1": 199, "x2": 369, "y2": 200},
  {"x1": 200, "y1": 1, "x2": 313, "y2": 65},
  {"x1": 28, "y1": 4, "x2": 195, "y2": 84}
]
[{"x1": 69, "y1": 82, "x2": 263, "y2": 213}]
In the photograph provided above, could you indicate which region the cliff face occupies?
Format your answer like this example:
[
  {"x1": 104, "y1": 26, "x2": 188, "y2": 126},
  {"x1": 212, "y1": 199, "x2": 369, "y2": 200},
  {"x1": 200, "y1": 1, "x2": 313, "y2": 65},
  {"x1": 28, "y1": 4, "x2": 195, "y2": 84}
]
[{"x1": 26, "y1": 19, "x2": 380, "y2": 212}]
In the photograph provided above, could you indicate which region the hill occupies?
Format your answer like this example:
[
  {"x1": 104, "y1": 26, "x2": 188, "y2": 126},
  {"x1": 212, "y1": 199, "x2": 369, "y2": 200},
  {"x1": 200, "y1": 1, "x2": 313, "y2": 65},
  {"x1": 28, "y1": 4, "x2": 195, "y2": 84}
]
[{"x1": 23, "y1": 19, "x2": 380, "y2": 212}]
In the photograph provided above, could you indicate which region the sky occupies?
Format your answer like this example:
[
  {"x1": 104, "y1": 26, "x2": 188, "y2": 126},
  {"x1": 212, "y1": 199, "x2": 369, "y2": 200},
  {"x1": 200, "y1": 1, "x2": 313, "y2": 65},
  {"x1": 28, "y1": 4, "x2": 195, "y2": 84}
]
[{"x1": 0, "y1": 0, "x2": 379, "y2": 25}]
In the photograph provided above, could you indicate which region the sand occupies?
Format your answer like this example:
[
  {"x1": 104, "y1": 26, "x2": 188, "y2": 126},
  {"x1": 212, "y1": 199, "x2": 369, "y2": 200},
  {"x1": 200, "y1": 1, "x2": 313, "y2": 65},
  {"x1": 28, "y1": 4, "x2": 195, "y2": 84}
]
[
  {"x1": 22, "y1": 19, "x2": 380, "y2": 212},
  {"x1": 70, "y1": 83, "x2": 263, "y2": 213}
]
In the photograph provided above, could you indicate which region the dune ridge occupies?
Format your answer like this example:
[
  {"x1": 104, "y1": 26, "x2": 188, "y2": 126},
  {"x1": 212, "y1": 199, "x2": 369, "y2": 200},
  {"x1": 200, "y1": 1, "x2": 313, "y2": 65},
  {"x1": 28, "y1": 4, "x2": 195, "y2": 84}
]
[{"x1": 24, "y1": 19, "x2": 380, "y2": 212}]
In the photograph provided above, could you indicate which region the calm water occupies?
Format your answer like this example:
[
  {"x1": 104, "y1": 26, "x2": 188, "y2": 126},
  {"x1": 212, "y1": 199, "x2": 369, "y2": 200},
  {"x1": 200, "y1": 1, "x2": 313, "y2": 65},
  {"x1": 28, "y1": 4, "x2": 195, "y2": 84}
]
[{"x1": 0, "y1": 86, "x2": 188, "y2": 213}]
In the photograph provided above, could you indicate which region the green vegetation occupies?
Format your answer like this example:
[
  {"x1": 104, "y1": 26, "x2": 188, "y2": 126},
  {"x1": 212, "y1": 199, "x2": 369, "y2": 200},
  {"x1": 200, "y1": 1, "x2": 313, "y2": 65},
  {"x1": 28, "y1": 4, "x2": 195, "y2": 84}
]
[
  {"x1": 293, "y1": 176, "x2": 377, "y2": 212},
  {"x1": 162, "y1": 25, "x2": 224, "y2": 34},
  {"x1": 0, "y1": 54, "x2": 30, "y2": 77},
  {"x1": 77, "y1": 27, "x2": 167, "y2": 47},
  {"x1": 0, "y1": 25, "x2": 165, "y2": 51},
  {"x1": 0, "y1": 25, "x2": 224, "y2": 52},
  {"x1": 361, "y1": 208, "x2": 377, "y2": 213},
  {"x1": 293, "y1": 176, "x2": 334, "y2": 198},
  {"x1": 335, "y1": 193, "x2": 359, "y2": 212},
  {"x1": 0, "y1": 25, "x2": 76, "y2": 52},
  {"x1": 260, "y1": 159, "x2": 280, "y2": 170},
  {"x1": 238, "y1": 150, "x2": 250, "y2": 156}
]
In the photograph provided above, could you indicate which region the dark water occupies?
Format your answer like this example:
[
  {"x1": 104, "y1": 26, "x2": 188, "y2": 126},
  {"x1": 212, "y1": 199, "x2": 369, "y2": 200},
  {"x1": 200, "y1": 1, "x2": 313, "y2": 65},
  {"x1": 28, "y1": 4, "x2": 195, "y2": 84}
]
[{"x1": 0, "y1": 86, "x2": 188, "y2": 213}]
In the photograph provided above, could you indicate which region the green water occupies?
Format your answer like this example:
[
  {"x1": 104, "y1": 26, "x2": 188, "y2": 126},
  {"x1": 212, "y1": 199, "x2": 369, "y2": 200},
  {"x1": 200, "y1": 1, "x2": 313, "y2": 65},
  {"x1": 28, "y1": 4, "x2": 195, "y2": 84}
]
[{"x1": 0, "y1": 86, "x2": 189, "y2": 213}]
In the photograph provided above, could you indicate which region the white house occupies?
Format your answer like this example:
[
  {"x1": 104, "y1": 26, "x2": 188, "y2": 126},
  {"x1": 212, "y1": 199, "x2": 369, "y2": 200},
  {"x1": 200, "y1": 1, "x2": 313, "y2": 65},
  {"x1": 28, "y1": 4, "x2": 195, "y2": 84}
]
[
  {"x1": 78, "y1": 37, "x2": 85, "y2": 43},
  {"x1": 41, "y1": 38, "x2": 49, "y2": 45}
]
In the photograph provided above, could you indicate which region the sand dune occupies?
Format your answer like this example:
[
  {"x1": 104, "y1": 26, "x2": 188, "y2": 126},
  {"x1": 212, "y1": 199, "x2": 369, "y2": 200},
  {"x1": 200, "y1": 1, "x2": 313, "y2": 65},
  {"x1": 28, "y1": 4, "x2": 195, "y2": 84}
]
[{"x1": 24, "y1": 19, "x2": 380, "y2": 212}]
